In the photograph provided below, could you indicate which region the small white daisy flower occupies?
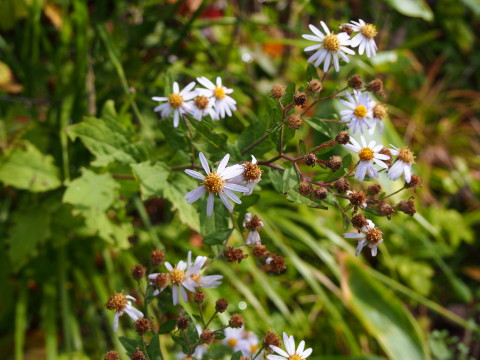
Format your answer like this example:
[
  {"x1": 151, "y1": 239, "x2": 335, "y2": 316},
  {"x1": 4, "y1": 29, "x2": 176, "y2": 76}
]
[
  {"x1": 190, "y1": 95, "x2": 219, "y2": 121},
  {"x1": 369, "y1": 103, "x2": 387, "y2": 135},
  {"x1": 387, "y1": 145, "x2": 415, "y2": 183},
  {"x1": 344, "y1": 220, "x2": 383, "y2": 256},
  {"x1": 152, "y1": 82, "x2": 197, "y2": 127},
  {"x1": 148, "y1": 257, "x2": 191, "y2": 305},
  {"x1": 343, "y1": 136, "x2": 390, "y2": 181},
  {"x1": 184, "y1": 152, "x2": 249, "y2": 216},
  {"x1": 343, "y1": 19, "x2": 378, "y2": 58},
  {"x1": 339, "y1": 90, "x2": 375, "y2": 134},
  {"x1": 268, "y1": 332, "x2": 313, "y2": 360},
  {"x1": 196, "y1": 76, "x2": 237, "y2": 118},
  {"x1": 105, "y1": 293, "x2": 144, "y2": 332},
  {"x1": 224, "y1": 328, "x2": 260, "y2": 357},
  {"x1": 182, "y1": 251, "x2": 223, "y2": 291},
  {"x1": 243, "y1": 213, "x2": 263, "y2": 245},
  {"x1": 230, "y1": 155, "x2": 262, "y2": 195},
  {"x1": 302, "y1": 21, "x2": 355, "y2": 73}
]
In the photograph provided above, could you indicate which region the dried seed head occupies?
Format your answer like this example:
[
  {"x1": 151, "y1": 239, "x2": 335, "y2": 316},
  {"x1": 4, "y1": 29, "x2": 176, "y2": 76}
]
[
  {"x1": 266, "y1": 254, "x2": 287, "y2": 273},
  {"x1": 105, "y1": 293, "x2": 127, "y2": 312},
  {"x1": 335, "y1": 131, "x2": 350, "y2": 145},
  {"x1": 373, "y1": 104, "x2": 387, "y2": 119},
  {"x1": 244, "y1": 215, "x2": 263, "y2": 231},
  {"x1": 366, "y1": 79, "x2": 384, "y2": 96},
  {"x1": 398, "y1": 147, "x2": 415, "y2": 164},
  {"x1": 263, "y1": 331, "x2": 281, "y2": 349},
  {"x1": 366, "y1": 227, "x2": 383, "y2": 244},
  {"x1": 215, "y1": 298, "x2": 229, "y2": 313},
  {"x1": 131, "y1": 349, "x2": 146, "y2": 360},
  {"x1": 229, "y1": 314, "x2": 244, "y2": 328},
  {"x1": 104, "y1": 351, "x2": 120, "y2": 360},
  {"x1": 348, "y1": 74, "x2": 363, "y2": 89},
  {"x1": 131, "y1": 265, "x2": 146, "y2": 280},
  {"x1": 405, "y1": 174, "x2": 423, "y2": 188},
  {"x1": 224, "y1": 247, "x2": 248, "y2": 263},
  {"x1": 154, "y1": 273, "x2": 170, "y2": 290},
  {"x1": 326, "y1": 155, "x2": 342, "y2": 171},
  {"x1": 286, "y1": 114, "x2": 302, "y2": 130},
  {"x1": 298, "y1": 182, "x2": 313, "y2": 196},
  {"x1": 252, "y1": 244, "x2": 269, "y2": 257},
  {"x1": 194, "y1": 290, "x2": 206, "y2": 303},
  {"x1": 304, "y1": 153, "x2": 317, "y2": 167},
  {"x1": 313, "y1": 187, "x2": 328, "y2": 200},
  {"x1": 351, "y1": 214, "x2": 368, "y2": 229},
  {"x1": 349, "y1": 190, "x2": 366, "y2": 207},
  {"x1": 294, "y1": 92, "x2": 308, "y2": 106},
  {"x1": 308, "y1": 79, "x2": 323, "y2": 93},
  {"x1": 334, "y1": 177, "x2": 350, "y2": 193},
  {"x1": 367, "y1": 184, "x2": 382, "y2": 196},
  {"x1": 194, "y1": 96, "x2": 210, "y2": 110},
  {"x1": 200, "y1": 329, "x2": 215, "y2": 344},
  {"x1": 398, "y1": 200, "x2": 416, "y2": 216},
  {"x1": 177, "y1": 316, "x2": 190, "y2": 330},
  {"x1": 271, "y1": 84, "x2": 286, "y2": 98},
  {"x1": 378, "y1": 148, "x2": 392, "y2": 167},
  {"x1": 151, "y1": 250, "x2": 165, "y2": 266},
  {"x1": 339, "y1": 24, "x2": 354, "y2": 36},
  {"x1": 378, "y1": 201, "x2": 395, "y2": 219},
  {"x1": 135, "y1": 318, "x2": 150, "y2": 335},
  {"x1": 243, "y1": 161, "x2": 262, "y2": 182}
]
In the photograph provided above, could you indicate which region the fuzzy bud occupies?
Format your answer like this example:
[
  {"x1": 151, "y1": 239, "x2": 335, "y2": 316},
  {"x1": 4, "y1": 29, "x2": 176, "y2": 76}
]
[
  {"x1": 339, "y1": 24, "x2": 354, "y2": 36},
  {"x1": 334, "y1": 178, "x2": 350, "y2": 193},
  {"x1": 293, "y1": 92, "x2": 308, "y2": 106},
  {"x1": 298, "y1": 182, "x2": 313, "y2": 196},
  {"x1": 378, "y1": 202, "x2": 395, "y2": 219},
  {"x1": 265, "y1": 254, "x2": 286, "y2": 273},
  {"x1": 154, "y1": 273, "x2": 169, "y2": 290},
  {"x1": 349, "y1": 190, "x2": 367, "y2": 208},
  {"x1": 271, "y1": 84, "x2": 286, "y2": 99},
  {"x1": 304, "y1": 153, "x2": 317, "y2": 167},
  {"x1": 397, "y1": 200, "x2": 416, "y2": 216},
  {"x1": 373, "y1": 104, "x2": 387, "y2": 119},
  {"x1": 307, "y1": 79, "x2": 323, "y2": 93},
  {"x1": 131, "y1": 265, "x2": 146, "y2": 280},
  {"x1": 252, "y1": 245, "x2": 268, "y2": 258},
  {"x1": 313, "y1": 187, "x2": 328, "y2": 200},
  {"x1": 263, "y1": 332, "x2": 281, "y2": 350},
  {"x1": 286, "y1": 114, "x2": 302, "y2": 130},
  {"x1": 224, "y1": 247, "x2": 248, "y2": 263},
  {"x1": 104, "y1": 351, "x2": 120, "y2": 360},
  {"x1": 151, "y1": 250, "x2": 165, "y2": 266},
  {"x1": 200, "y1": 329, "x2": 215, "y2": 344},
  {"x1": 367, "y1": 184, "x2": 382, "y2": 196},
  {"x1": 366, "y1": 79, "x2": 384, "y2": 96},
  {"x1": 326, "y1": 156, "x2": 342, "y2": 171},
  {"x1": 105, "y1": 293, "x2": 127, "y2": 312},
  {"x1": 348, "y1": 74, "x2": 363, "y2": 89},
  {"x1": 131, "y1": 349, "x2": 146, "y2": 360},
  {"x1": 405, "y1": 174, "x2": 423, "y2": 189},
  {"x1": 335, "y1": 131, "x2": 350, "y2": 145},
  {"x1": 177, "y1": 316, "x2": 190, "y2": 330},
  {"x1": 194, "y1": 291, "x2": 206, "y2": 304},
  {"x1": 135, "y1": 318, "x2": 150, "y2": 335},
  {"x1": 215, "y1": 298, "x2": 229, "y2": 313},
  {"x1": 351, "y1": 214, "x2": 368, "y2": 229},
  {"x1": 229, "y1": 314, "x2": 244, "y2": 328}
]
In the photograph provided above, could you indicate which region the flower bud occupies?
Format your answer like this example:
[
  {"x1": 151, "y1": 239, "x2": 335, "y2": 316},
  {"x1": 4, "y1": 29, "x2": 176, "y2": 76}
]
[
  {"x1": 286, "y1": 114, "x2": 302, "y2": 130},
  {"x1": 397, "y1": 199, "x2": 416, "y2": 216},
  {"x1": 294, "y1": 92, "x2": 308, "y2": 106},
  {"x1": 229, "y1": 314, "x2": 244, "y2": 328},
  {"x1": 348, "y1": 74, "x2": 363, "y2": 89},
  {"x1": 313, "y1": 187, "x2": 328, "y2": 200},
  {"x1": 177, "y1": 316, "x2": 190, "y2": 330},
  {"x1": 131, "y1": 349, "x2": 146, "y2": 360},
  {"x1": 307, "y1": 79, "x2": 323, "y2": 93},
  {"x1": 131, "y1": 265, "x2": 146, "y2": 280},
  {"x1": 298, "y1": 182, "x2": 313, "y2": 196},
  {"x1": 253, "y1": 244, "x2": 269, "y2": 257},
  {"x1": 271, "y1": 84, "x2": 286, "y2": 98},
  {"x1": 405, "y1": 174, "x2": 422, "y2": 189},
  {"x1": 366, "y1": 79, "x2": 384, "y2": 96},
  {"x1": 378, "y1": 201, "x2": 395, "y2": 219},
  {"x1": 154, "y1": 274, "x2": 169, "y2": 290},
  {"x1": 215, "y1": 298, "x2": 229, "y2": 313},
  {"x1": 194, "y1": 290, "x2": 205, "y2": 304},
  {"x1": 334, "y1": 178, "x2": 350, "y2": 193},
  {"x1": 263, "y1": 332, "x2": 281, "y2": 350},
  {"x1": 151, "y1": 250, "x2": 165, "y2": 266},
  {"x1": 373, "y1": 104, "x2": 387, "y2": 119},
  {"x1": 335, "y1": 131, "x2": 350, "y2": 145},
  {"x1": 104, "y1": 351, "x2": 120, "y2": 360},
  {"x1": 304, "y1": 153, "x2": 317, "y2": 167},
  {"x1": 135, "y1": 318, "x2": 150, "y2": 335},
  {"x1": 367, "y1": 184, "x2": 382, "y2": 196},
  {"x1": 225, "y1": 247, "x2": 248, "y2": 263},
  {"x1": 200, "y1": 330, "x2": 215, "y2": 344},
  {"x1": 326, "y1": 156, "x2": 342, "y2": 171},
  {"x1": 378, "y1": 148, "x2": 392, "y2": 167},
  {"x1": 265, "y1": 254, "x2": 286, "y2": 273},
  {"x1": 349, "y1": 190, "x2": 367, "y2": 208},
  {"x1": 351, "y1": 214, "x2": 368, "y2": 229}
]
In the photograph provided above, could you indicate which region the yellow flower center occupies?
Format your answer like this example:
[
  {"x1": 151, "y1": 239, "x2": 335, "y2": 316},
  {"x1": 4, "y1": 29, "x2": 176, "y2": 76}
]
[
  {"x1": 358, "y1": 147, "x2": 374, "y2": 161},
  {"x1": 214, "y1": 87, "x2": 226, "y2": 100},
  {"x1": 169, "y1": 268, "x2": 186, "y2": 285},
  {"x1": 353, "y1": 105, "x2": 367, "y2": 118},
  {"x1": 251, "y1": 344, "x2": 259, "y2": 353},
  {"x1": 361, "y1": 24, "x2": 378, "y2": 39},
  {"x1": 243, "y1": 162, "x2": 262, "y2": 182},
  {"x1": 398, "y1": 147, "x2": 415, "y2": 164},
  {"x1": 194, "y1": 96, "x2": 209, "y2": 110},
  {"x1": 366, "y1": 228, "x2": 383, "y2": 244},
  {"x1": 203, "y1": 173, "x2": 225, "y2": 193},
  {"x1": 289, "y1": 355, "x2": 303, "y2": 360},
  {"x1": 105, "y1": 293, "x2": 127, "y2": 312},
  {"x1": 190, "y1": 273, "x2": 201, "y2": 283},
  {"x1": 323, "y1": 34, "x2": 340, "y2": 52},
  {"x1": 168, "y1": 93, "x2": 183, "y2": 109},
  {"x1": 228, "y1": 338, "x2": 238, "y2": 348}
]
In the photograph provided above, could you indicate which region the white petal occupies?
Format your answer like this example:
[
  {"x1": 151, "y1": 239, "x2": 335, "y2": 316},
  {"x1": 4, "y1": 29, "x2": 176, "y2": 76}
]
[
  {"x1": 309, "y1": 24, "x2": 325, "y2": 39},
  {"x1": 185, "y1": 169, "x2": 205, "y2": 180},
  {"x1": 224, "y1": 183, "x2": 249, "y2": 192},
  {"x1": 206, "y1": 193, "x2": 214, "y2": 216},
  {"x1": 217, "y1": 153, "x2": 230, "y2": 174},
  {"x1": 343, "y1": 232, "x2": 365, "y2": 239},
  {"x1": 296, "y1": 341, "x2": 305, "y2": 355},
  {"x1": 172, "y1": 285, "x2": 179, "y2": 305},
  {"x1": 113, "y1": 312, "x2": 120, "y2": 332},
  {"x1": 173, "y1": 82, "x2": 179, "y2": 93},
  {"x1": 355, "y1": 239, "x2": 367, "y2": 256},
  {"x1": 185, "y1": 186, "x2": 206, "y2": 204},
  {"x1": 197, "y1": 77, "x2": 215, "y2": 90},
  {"x1": 181, "y1": 81, "x2": 196, "y2": 95},
  {"x1": 320, "y1": 21, "x2": 330, "y2": 35},
  {"x1": 219, "y1": 192, "x2": 233, "y2": 211},
  {"x1": 301, "y1": 348, "x2": 313, "y2": 358},
  {"x1": 371, "y1": 245, "x2": 378, "y2": 256},
  {"x1": 152, "y1": 96, "x2": 167, "y2": 101},
  {"x1": 224, "y1": 189, "x2": 242, "y2": 204},
  {"x1": 270, "y1": 346, "x2": 289, "y2": 358},
  {"x1": 323, "y1": 52, "x2": 331, "y2": 73},
  {"x1": 404, "y1": 164, "x2": 411, "y2": 183},
  {"x1": 304, "y1": 44, "x2": 323, "y2": 52},
  {"x1": 199, "y1": 152, "x2": 210, "y2": 173}
]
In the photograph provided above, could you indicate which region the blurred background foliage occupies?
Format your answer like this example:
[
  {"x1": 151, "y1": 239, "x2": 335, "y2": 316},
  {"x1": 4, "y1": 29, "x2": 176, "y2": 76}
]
[{"x1": 0, "y1": 0, "x2": 479, "y2": 359}]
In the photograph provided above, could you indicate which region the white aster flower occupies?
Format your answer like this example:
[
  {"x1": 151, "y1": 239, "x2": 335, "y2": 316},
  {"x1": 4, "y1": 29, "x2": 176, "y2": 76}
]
[
  {"x1": 302, "y1": 21, "x2": 355, "y2": 73},
  {"x1": 343, "y1": 19, "x2": 378, "y2": 58},
  {"x1": 387, "y1": 145, "x2": 415, "y2": 183},
  {"x1": 230, "y1": 155, "x2": 262, "y2": 195},
  {"x1": 224, "y1": 328, "x2": 260, "y2": 357},
  {"x1": 340, "y1": 90, "x2": 375, "y2": 134},
  {"x1": 190, "y1": 95, "x2": 218, "y2": 121},
  {"x1": 243, "y1": 213, "x2": 263, "y2": 245},
  {"x1": 343, "y1": 136, "x2": 390, "y2": 181},
  {"x1": 196, "y1": 76, "x2": 237, "y2": 118},
  {"x1": 183, "y1": 251, "x2": 223, "y2": 291},
  {"x1": 184, "y1": 152, "x2": 249, "y2": 216},
  {"x1": 344, "y1": 220, "x2": 383, "y2": 256},
  {"x1": 106, "y1": 293, "x2": 144, "y2": 332},
  {"x1": 152, "y1": 81, "x2": 197, "y2": 127},
  {"x1": 268, "y1": 332, "x2": 313, "y2": 360}
]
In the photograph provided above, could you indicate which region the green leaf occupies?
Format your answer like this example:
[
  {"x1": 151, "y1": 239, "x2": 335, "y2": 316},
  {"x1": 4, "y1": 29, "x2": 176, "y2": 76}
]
[
  {"x1": 199, "y1": 195, "x2": 230, "y2": 236},
  {"x1": 231, "y1": 351, "x2": 243, "y2": 360},
  {"x1": 159, "y1": 318, "x2": 178, "y2": 334},
  {"x1": 306, "y1": 63, "x2": 319, "y2": 81},
  {"x1": 268, "y1": 169, "x2": 284, "y2": 193},
  {"x1": 282, "y1": 82, "x2": 296, "y2": 107},
  {"x1": 379, "y1": 0, "x2": 433, "y2": 21},
  {"x1": 299, "y1": 139, "x2": 307, "y2": 156},
  {"x1": 203, "y1": 228, "x2": 232, "y2": 245},
  {"x1": 0, "y1": 141, "x2": 61, "y2": 192},
  {"x1": 282, "y1": 166, "x2": 298, "y2": 193},
  {"x1": 343, "y1": 257, "x2": 430, "y2": 360},
  {"x1": 188, "y1": 119, "x2": 229, "y2": 158},
  {"x1": 147, "y1": 334, "x2": 162, "y2": 360},
  {"x1": 303, "y1": 118, "x2": 333, "y2": 137},
  {"x1": 119, "y1": 336, "x2": 141, "y2": 354},
  {"x1": 233, "y1": 193, "x2": 260, "y2": 212},
  {"x1": 131, "y1": 162, "x2": 170, "y2": 199}
]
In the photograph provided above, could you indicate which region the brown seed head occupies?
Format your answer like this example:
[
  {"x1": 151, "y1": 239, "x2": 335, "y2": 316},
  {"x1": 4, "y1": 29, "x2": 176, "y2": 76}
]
[
  {"x1": 340, "y1": 24, "x2": 354, "y2": 36},
  {"x1": 349, "y1": 190, "x2": 366, "y2": 207},
  {"x1": 151, "y1": 250, "x2": 165, "y2": 266},
  {"x1": 349, "y1": 74, "x2": 363, "y2": 89},
  {"x1": 194, "y1": 96, "x2": 210, "y2": 110},
  {"x1": 351, "y1": 214, "x2": 368, "y2": 229},
  {"x1": 131, "y1": 349, "x2": 146, "y2": 360},
  {"x1": 224, "y1": 247, "x2": 248, "y2": 263},
  {"x1": 215, "y1": 298, "x2": 229, "y2": 313},
  {"x1": 335, "y1": 131, "x2": 350, "y2": 145},
  {"x1": 308, "y1": 79, "x2": 323, "y2": 93},
  {"x1": 245, "y1": 215, "x2": 263, "y2": 231},
  {"x1": 194, "y1": 290, "x2": 206, "y2": 303},
  {"x1": 135, "y1": 318, "x2": 150, "y2": 335},
  {"x1": 294, "y1": 92, "x2": 308, "y2": 107},
  {"x1": 266, "y1": 254, "x2": 287, "y2": 273},
  {"x1": 271, "y1": 84, "x2": 286, "y2": 99},
  {"x1": 229, "y1": 314, "x2": 244, "y2": 328},
  {"x1": 263, "y1": 331, "x2": 281, "y2": 349},
  {"x1": 105, "y1": 293, "x2": 127, "y2": 312},
  {"x1": 253, "y1": 244, "x2": 269, "y2": 257},
  {"x1": 366, "y1": 227, "x2": 383, "y2": 244},
  {"x1": 286, "y1": 114, "x2": 302, "y2": 130},
  {"x1": 334, "y1": 178, "x2": 350, "y2": 193},
  {"x1": 367, "y1": 184, "x2": 382, "y2": 196},
  {"x1": 200, "y1": 329, "x2": 215, "y2": 344},
  {"x1": 373, "y1": 104, "x2": 387, "y2": 119},
  {"x1": 397, "y1": 147, "x2": 415, "y2": 164},
  {"x1": 378, "y1": 202, "x2": 395, "y2": 219},
  {"x1": 154, "y1": 273, "x2": 170, "y2": 290},
  {"x1": 378, "y1": 148, "x2": 392, "y2": 167},
  {"x1": 298, "y1": 182, "x2": 313, "y2": 196},
  {"x1": 313, "y1": 187, "x2": 328, "y2": 200},
  {"x1": 398, "y1": 200, "x2": 416, "y2": 216},
  {"x1": 177, "y1": 316, "x2": 190, "y2": 330},
  {"x1": 131, "y1": 265, "x2": 146, "y2": 281},
  {"x1": 243, "y1": 162, "x2": 262, "y2": 182},
  {"x1": 304, "y1": 153, "x2": 317, "y2": 167},
  {"x1": 326, "y1": 155, "x2": 342, "y2": 171},
  {"x1": 104, "y1": 351, "x2": 120, "y2": 360},
  {"x1": 405, "y1": 174, "x2": 423, "y2": 189},
  {"x1": 366, "y1": 79, "x2": 384, "y2": 96}
]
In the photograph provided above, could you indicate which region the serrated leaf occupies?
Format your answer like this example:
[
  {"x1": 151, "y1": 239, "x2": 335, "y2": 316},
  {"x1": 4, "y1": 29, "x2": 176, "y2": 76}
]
[
  {"x1": 203, "y1": 229, "x2": 232, "y2": 245},
  {"x1": 0, "y1": 141, "x2": 61, "y2": 192}
]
